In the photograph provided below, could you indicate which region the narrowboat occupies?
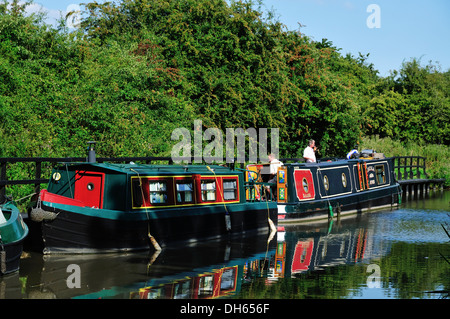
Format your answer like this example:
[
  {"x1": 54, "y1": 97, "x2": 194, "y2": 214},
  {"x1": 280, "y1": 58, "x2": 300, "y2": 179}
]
[
  {"x1": 0, "y1": 198, "x2": 29, "y2": 275},
  {"x1": 246, "y1": 152, "x2": 402, "y2": 224},
  {"x1": 29, "y1": 155, "x2": 277, "y2": 254}
]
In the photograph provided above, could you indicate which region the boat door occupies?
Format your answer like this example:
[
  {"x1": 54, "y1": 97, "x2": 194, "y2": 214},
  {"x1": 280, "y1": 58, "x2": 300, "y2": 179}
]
[
  {"x1": 356, "y1": 161, "x2": 369, "y2": 191},
  {"x1": 74, "y1": 171, "x2": 105, "y2": 208}
]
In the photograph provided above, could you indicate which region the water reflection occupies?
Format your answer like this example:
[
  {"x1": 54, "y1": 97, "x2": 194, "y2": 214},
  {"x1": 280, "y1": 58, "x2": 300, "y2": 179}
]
[
  {"x1": 245, "y1": 190, "x2": 449, "y2": 299},
  {"x1": 1, "y1": 191, "x2": 449, "y2": 299},
  {"x1": 0, "y1": 232, "x2": 278, "y2": 299},
  {"x1": 277, "y1": 214, "x2": 386, "y2": 278}
]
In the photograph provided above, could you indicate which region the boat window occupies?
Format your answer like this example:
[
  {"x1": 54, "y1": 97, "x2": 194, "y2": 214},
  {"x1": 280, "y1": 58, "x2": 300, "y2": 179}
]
[
  {"x1": 176, "y1": 181, "x2": 194, "y2": 203},
  {"x1": 342, "y1": 173, "x2": 347, "y2": 188},
  {"x1": 375, "y1": 165, "x2": 386, "y2": 184},
  {"x1": 149, "y1": 181, "x2": 168, "y2": 204},
  {"x1": 201, "y1": 180, "x2": 216, "y2": 201},
  {"x1": 174, "y1": 280, "x2": 191, "y2": 299},
  {"x1": 220, "y1": 268, "x2": 237, "y2": 291},
  {"x1": 323, "y1": 175, "x2": 329, "y2": 191},
  {"x1": 223, "y1": 179, "x2": 237, "y2": 200},
  {"x1": 198, "y1": 275, "x2": 214, "y2": 298},
  {"x1": 302, "y1": 178, "x2": 309, "y2": 193}
]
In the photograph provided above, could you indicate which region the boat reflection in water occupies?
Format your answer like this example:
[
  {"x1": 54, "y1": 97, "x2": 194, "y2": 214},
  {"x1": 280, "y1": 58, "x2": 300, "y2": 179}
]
[
  {"x1": 1, "y1": 212, "x2": 390, "y2": 299},
  {"x1": 274, "y1": 214, "x2": 386, "y2": 280},
  {"x1": 1, "y1": 210, "x2": 396, "y2": 299},
  {"x1": 0, "y1": 232, "x2": 276, "y2": 299}
]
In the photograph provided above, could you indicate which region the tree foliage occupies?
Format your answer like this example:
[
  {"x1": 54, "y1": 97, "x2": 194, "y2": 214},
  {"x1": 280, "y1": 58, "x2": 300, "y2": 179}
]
[
  {"x1": 364, "y1": 58, "x2": 450, "y2": 144},
  {"x1": 0, "y1": 0, "x2": 448, "y2": 162}
]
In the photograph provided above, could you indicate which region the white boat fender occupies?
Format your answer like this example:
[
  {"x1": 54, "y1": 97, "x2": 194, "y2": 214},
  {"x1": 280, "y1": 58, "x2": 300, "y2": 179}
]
[{"x1": 0, "y1": 207, "x2": 7, "y2": 225}]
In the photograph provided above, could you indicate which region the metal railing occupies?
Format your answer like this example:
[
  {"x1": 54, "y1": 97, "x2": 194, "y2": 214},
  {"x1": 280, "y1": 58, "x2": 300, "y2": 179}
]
[
  {"x1": 391, "y1": 156, "x2": 427, "y2": 181},
  {"x1": 0, "y1": 156, "x2": 174, "y2": 197},
  {"x1": 0, "y1": 156, "x2": 308, "y2": 196},
  {"x1": 244, "y1": 181, "x2": 276, "y2": 202},
  {"x1": 3, "y1": 155, "x2": 427, "y2": 197}
]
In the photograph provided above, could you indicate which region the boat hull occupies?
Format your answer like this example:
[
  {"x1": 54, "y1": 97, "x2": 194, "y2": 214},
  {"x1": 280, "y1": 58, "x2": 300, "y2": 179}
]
[
  {"x1": 278, "y1": 184, "x2": 401, "y2": 224},
  {"x1": 36, "y1": 202, "x2": 277, "y2": 254},
  {"x1": 1, "y1": 239, "x2": 26, "y2": 275}
]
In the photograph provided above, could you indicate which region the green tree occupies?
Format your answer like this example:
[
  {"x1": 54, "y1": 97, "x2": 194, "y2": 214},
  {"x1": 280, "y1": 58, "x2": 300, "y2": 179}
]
[
  {"x1": 363, "y1": 58, "x2": 449, "y2": 145},
  {"x1": 1, "y1": 0, "x2": 447, "y2": 164}
]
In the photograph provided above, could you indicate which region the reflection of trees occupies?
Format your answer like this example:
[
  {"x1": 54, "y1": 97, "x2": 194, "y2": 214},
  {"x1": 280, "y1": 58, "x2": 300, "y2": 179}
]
[{"x1": 380, "y1": 242, "x2": 449, "y2": 299}]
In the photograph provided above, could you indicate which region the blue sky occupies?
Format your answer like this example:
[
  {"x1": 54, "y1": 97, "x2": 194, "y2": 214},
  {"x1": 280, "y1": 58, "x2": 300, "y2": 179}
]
[
  {"x1": 28, "y1": 0, "x2": 450, "y2": 76},
  {"x1": 260, "y1": 0, "x2": 450, "y2": 76}
]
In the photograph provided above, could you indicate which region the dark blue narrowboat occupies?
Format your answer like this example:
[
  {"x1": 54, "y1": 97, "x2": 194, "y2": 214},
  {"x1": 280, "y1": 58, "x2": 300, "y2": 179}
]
[{"x1": 246, "y1": 153, "x2": 402, "y2": 224}]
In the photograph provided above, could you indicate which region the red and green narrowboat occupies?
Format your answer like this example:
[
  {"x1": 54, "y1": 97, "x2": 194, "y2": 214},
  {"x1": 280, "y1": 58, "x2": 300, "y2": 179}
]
[
  {"x1": 30, "y1": 156, "x2": 277, "y2": 254},
  {"x1": 246, "y1": 153, "x2": 402, "y2": 224},
  {"x1": 0, "y1": 199, "x2": 29, "y2": 275}
]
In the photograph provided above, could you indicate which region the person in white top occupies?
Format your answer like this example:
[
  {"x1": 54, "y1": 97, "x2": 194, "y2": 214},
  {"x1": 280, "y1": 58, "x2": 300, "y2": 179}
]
[
  {"x1": 266, "y1": 154, "x2": 283, "y2": 199},
  {"x1": 268, "y1": 154, "x2": 283, "y2": 181},
  {"x1": 303, "y1": 139, "x2": 317, "y2": 163}
]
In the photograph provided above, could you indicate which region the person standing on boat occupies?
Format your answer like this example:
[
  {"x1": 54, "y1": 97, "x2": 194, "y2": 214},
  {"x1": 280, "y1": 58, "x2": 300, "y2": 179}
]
[
  {"x1": 265, "y1": 154, "x2": 283, "y2": 199},
  {"x1": 303, "y1": 140, "x2": 317, "y2": 163}
]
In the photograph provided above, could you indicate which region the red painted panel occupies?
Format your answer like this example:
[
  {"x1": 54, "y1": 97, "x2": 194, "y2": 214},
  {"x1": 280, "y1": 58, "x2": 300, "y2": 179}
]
[
  {"x1": 293, "y1": 169, "x2": 315, "y2": 200},
  {"x1": 40, "y1": 189, "x2": 85, "y2": 207},
  {"x1": 291, "y1": 239, "x2": 314, "y2": 274},
  {"x1": 74, "y1": 171, "x2": 105, "y2": 208}
]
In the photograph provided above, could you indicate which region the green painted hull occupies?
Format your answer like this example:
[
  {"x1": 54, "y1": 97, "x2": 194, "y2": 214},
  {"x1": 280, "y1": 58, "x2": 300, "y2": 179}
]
[
  {"x1": 29, "y1": 162, "x2": 278, "y2": 254},
  {"x1": 37, "y1": 200, "x2": 277, "y2": 254}
]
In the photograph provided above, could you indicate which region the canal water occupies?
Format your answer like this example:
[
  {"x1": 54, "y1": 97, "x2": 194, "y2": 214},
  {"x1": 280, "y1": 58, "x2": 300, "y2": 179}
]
[{"x1": 1, "y1": 190, "x2": 448, "y2": 300}]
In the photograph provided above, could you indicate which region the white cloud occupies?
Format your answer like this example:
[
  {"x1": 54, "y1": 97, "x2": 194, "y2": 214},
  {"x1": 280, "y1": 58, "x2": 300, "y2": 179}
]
[{"x1": 6, "y1": 1, "x2": 68, "y2": 26}]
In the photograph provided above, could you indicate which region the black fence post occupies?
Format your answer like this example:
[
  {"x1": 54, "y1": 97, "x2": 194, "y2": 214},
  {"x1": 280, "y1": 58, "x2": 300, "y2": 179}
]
[
  {"x1": 0, "y1": 161, "x2": 6, "y2": 198},
  {"x1": 403, "y1": 157, "x2": 408, "y2": 180},
  {"x1": 35, "y1": 161, "x2": 42, "y2": 195}
]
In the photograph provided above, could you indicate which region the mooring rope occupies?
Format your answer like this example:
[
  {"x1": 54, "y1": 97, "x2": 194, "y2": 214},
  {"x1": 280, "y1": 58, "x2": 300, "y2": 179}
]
[
  {"x1": 261, "y1": 181, "x2": 277, "y2": 235},
  {"x1": 317, "y1": 165, "x2": 334, "y2": 219},
  {"x1": 130, "y1": 168, "x2": 162, "y2": 252},
  {"x1": 13, "y1": 192, "x2": 37, "y2": 202},
  {"x1": 206, "y1": 166, "x2": 231, "y2": 231}
]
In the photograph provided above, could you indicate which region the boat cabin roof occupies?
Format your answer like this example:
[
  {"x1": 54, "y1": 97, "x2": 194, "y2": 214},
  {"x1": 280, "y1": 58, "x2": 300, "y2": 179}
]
[
  {"x1": 282, "y1": 158, "x2": 384, "y2": 168},
  {"x1": 58, "y1": 162, "x2": 237, "y2": 176}
]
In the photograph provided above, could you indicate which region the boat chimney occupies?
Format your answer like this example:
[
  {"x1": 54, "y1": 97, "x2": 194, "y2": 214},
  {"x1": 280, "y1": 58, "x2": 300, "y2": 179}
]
[{"x1": 87, "y1": 141, "x2": 96, "y2": 163}]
